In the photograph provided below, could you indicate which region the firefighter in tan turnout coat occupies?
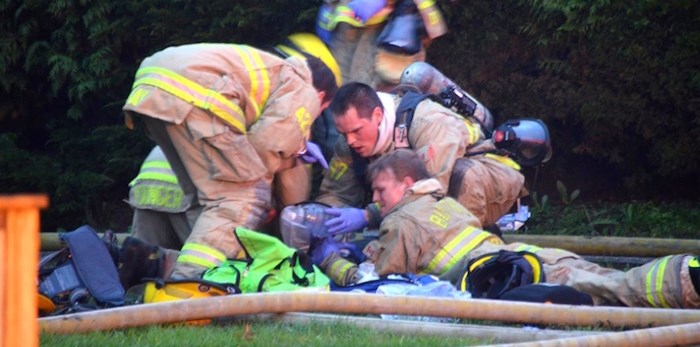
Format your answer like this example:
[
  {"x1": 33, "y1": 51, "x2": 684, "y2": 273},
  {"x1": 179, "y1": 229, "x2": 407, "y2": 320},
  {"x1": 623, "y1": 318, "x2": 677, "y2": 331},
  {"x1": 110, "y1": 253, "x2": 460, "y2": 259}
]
[
  {"x1": 123, "y1": 43, "x2": 337, "y2": 279},
  {"x1": 314, "y1": 149, "x2": 700, "y2": 308},
  {"x1": 315, "y1": 82, "x2": 524, "y2": 237}
]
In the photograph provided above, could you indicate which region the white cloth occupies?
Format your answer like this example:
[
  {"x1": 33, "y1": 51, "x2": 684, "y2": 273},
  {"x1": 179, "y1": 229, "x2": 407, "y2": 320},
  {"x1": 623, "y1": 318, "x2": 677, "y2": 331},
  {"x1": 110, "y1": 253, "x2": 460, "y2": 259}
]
[{"x1": 371, "y1": 92, "x2": 397, "y2": 156}]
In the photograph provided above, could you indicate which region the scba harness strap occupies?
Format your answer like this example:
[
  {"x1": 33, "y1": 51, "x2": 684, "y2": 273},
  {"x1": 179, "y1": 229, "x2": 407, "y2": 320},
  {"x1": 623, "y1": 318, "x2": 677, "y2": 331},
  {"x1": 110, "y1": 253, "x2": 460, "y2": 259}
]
[
  {"x1": 393, "y1": 91, "x2": 441, "y2": 149},
  {"x1": 460, "y1": 250, "x2": 545, "y2": 299}
]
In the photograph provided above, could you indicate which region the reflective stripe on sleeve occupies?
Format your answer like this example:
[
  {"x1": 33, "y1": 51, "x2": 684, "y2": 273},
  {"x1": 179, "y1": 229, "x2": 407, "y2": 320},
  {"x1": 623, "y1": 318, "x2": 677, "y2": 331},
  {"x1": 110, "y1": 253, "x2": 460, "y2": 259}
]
[
  {"x1": 423, "y1": 226, "x2": 493, "y2": 275},
  {"x1": 328, "y1": 258, "x2": 355, "y2": 284},
  {"x1": 231, "y1": 45, "x2": 270, "y2": 120},
  {"x1": 130, "y1": 160, "x2": 178, "y2": 186},
  {"x1": 177, "y1": 242, "x2": 227, "y2": 269},
  {"x1": 133, "y1": 66, "x2": 247, "y2": 134}
]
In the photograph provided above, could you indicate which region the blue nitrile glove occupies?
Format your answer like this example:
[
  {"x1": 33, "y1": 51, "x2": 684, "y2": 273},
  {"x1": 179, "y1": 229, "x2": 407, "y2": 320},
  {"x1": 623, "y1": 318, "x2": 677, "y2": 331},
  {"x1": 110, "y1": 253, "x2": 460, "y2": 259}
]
[
  {"x1": 348, "y1": 0, "x2": 387, "y2": 23},
  {"x1": 298, "y1": 141, "x2": 329, "y2": 169},
  {"x1": 324, "y1": 207, "x2": 368, "y2": 235},
  {"x1": 311, "y1": 239, "x2": 357, "y2": 266}
]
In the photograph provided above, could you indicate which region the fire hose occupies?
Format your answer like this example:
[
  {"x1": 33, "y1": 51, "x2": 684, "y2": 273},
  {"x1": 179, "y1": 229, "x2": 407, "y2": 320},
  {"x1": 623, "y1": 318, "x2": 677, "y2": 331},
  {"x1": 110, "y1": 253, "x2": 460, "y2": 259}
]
[
  {"x1": 502, "y1": 234, "x2": 700, "y2": 258},
  {"x1": 495, "y1": 321, "x2": 700, "y2": 347},
  {"x1": 39, "y1": 233, "x2": 700, "y2": 258},
  {"x1": 41, "y1": 291, "x2": 700, "y2": 335}
]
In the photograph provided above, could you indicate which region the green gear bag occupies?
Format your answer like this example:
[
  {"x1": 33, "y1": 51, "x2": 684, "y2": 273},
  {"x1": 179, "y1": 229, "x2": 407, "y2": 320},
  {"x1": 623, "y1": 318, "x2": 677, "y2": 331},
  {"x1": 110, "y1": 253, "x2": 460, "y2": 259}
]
[{"x1": 202, "y1": 227, "x2": 330, "y2": 293}]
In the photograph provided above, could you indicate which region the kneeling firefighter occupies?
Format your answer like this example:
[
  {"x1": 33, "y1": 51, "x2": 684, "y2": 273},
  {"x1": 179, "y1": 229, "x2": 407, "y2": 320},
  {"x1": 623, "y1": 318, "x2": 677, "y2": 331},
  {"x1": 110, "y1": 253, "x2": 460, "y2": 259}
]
[
  {"x1": 273, "y1": 33, "x2": 343, "y2": 202},
  {"x1": 398, "y1": 61, "x2": 552, "y2": 230}
]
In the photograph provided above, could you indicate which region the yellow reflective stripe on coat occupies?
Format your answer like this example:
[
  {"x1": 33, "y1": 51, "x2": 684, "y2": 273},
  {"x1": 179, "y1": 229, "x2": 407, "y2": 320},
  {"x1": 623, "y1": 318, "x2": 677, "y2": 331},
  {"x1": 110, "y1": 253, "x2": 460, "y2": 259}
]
[
  {"x1": 130, "y1": 184, "x2": 184, "y2": 209},
  {"x1": 463, "y1": 120, "x2": 481, "y2": 145},
  {"x1": 423, "y1": 226, "x2": 493, "y2": 275},
  {"x1": 485, "y1": 153, "x2": 522, "y2": 171},
  {"x1": 645, "y1": 255, "x2": 672, "y2": 308},
  {"x1": 231, "y1": 45, "x2": 270, "y2": 120},
  {"x1": 131, "y1": 172, "x2": 178, "y2": 186},
  {"x1": 130, "y1": 160, "x2": 179, "y2": 186},
  {"x1": 133, "y1": 67, "x2": 247, "y2": 134},
  {"x1": 177, "y1": 243, "x2": 227, "y2": 269}
]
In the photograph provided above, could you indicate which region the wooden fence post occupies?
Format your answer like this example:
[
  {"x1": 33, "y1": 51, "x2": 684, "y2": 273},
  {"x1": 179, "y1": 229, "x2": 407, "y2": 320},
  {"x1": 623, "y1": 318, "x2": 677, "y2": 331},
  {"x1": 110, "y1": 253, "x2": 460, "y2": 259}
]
[{"x1": 0, "y1": 194, "x2": 49, "y2": 347}]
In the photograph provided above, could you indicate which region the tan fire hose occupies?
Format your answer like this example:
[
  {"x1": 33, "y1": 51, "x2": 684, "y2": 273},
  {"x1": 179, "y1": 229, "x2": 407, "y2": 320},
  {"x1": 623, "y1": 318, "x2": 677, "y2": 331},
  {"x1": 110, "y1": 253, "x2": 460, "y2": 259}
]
[
  {"x1": 226, "y1": 312, "x2": 596, "y2": 343},
  {"x1": 492, "y1": 321, "x2": 700, "y2": 347},
  {"x1": 39, "y1": 233, "x2": 700, "y2": 258},
  {"x1": 40, "y1": 292, "x2": 700, "y2": 334},
  {"x1": 502, "y1": 234, "x2": 700, "y2": 257},
  {"x1": 40, "y1": 232, "x2": 129, "y2": 251}
]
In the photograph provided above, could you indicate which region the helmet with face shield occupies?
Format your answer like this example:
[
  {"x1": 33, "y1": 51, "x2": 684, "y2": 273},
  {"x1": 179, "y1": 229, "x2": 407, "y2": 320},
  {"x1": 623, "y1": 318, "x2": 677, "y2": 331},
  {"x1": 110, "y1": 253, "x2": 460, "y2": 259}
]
[{"x1": 492, "y1": 118, "x2": 552, "y2": 167}]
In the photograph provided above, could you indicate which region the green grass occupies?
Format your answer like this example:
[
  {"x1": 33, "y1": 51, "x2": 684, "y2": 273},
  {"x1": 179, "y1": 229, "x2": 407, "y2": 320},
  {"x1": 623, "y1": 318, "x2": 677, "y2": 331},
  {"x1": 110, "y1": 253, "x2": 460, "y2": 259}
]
[{"x1": 41, "y1": 320, "x2": 488, "y2": 347}]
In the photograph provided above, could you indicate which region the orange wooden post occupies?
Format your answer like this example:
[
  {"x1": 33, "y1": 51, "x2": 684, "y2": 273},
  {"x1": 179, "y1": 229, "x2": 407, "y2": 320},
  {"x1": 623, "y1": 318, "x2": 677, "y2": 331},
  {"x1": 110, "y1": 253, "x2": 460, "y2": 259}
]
[{"x1": 0, "y1": 194, "x2": 49, "y2": 347}]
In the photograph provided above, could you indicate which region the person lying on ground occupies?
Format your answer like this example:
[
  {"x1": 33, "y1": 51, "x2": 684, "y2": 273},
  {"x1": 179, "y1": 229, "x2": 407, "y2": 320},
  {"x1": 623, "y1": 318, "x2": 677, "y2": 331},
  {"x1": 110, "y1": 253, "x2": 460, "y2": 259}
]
[{"x1": 312, "y1": 149, "x2": 700, "y2": 308}]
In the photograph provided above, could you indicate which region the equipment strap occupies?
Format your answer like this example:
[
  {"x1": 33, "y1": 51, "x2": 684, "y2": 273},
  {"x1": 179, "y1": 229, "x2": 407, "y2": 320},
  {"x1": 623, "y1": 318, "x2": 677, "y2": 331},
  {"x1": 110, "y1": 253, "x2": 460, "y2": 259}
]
[{"x1": 393, "y1": 91, "x2": 436, "y2": 149}]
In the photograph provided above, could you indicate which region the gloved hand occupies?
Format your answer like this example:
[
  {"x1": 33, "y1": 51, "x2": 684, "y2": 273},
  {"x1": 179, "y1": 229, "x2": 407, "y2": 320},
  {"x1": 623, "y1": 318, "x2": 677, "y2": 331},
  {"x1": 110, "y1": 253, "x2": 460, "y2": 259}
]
[
  {"x1": 324, "y1": 207, "x2": 368, "y2": 235},
  {"x1": 298, "y1": 141, "x2": 329, "y2": 169},
  {"x1": 348, "y1": 0, "x2": 387, "y2": 23},
  {"x1": 310, "y1": 239, "x2": 357, "y2": 266},
  {"x1": 341, "y1": 242, "x2": 366, "y2": 264}
]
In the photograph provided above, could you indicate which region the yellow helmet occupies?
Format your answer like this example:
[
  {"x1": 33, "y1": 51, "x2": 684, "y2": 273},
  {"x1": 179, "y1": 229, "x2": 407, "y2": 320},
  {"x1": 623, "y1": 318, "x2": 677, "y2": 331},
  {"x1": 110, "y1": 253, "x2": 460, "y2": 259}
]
[
  {"x1": 143, "y1": 279, "x2": 237, "y2": 304},
  {"x1": 143, "y1": 279, "x2": 238, "y2": 325},
  {"x1": 275, "y1": 32, "x2": 342, "y2": 87}
]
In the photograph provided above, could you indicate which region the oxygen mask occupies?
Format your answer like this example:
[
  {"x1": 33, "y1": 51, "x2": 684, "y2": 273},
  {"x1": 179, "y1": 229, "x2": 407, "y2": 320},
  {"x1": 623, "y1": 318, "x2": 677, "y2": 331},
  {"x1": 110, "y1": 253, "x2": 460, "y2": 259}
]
[{"x1": 279, "y1": 202, "x2": 332, "y2": 253}]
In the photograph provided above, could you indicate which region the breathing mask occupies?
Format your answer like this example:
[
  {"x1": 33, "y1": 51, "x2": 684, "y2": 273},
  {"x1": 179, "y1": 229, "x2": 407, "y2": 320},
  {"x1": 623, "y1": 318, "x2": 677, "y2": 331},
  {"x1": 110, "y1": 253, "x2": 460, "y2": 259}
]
[{"x1": 279, "y1": 202, "x2": 333, "y2": 253}]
